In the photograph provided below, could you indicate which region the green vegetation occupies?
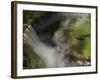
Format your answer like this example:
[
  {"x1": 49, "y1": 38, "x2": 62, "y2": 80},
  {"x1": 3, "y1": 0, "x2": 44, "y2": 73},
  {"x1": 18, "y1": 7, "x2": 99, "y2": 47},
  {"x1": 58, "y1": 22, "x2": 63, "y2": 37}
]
[
  {"x1": 66, "y1": 14, "x2": 91, "y2": 60},
  {"x1": 23, "y1": 10, "x2": 44, "y2": 23},
  {"x1": 23, "y1": 44, "x2": 45, "y2": 69}
]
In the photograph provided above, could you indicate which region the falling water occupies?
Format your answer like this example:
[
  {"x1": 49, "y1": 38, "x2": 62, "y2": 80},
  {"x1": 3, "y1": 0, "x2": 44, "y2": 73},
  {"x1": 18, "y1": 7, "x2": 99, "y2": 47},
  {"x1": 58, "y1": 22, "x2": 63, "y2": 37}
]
[{"x1": 24, "y1": 25, "x2": 67, "y2": 68}]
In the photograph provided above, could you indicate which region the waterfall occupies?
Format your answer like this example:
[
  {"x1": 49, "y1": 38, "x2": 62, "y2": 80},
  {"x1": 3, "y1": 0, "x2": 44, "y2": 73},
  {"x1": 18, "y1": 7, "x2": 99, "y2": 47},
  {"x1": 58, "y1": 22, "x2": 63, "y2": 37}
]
[
  {"x1": 23, "y1": 13, "x2": 90, "y2": 68},
  {"x1": 24, "y1": 25, "x2": 66, "y2": 68}
]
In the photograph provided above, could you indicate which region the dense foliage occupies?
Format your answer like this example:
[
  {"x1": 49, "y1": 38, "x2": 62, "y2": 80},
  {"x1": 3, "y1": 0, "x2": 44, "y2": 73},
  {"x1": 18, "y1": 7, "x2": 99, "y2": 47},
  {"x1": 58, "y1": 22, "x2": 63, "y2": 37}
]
[{"x1": 66, "y1": 14, "x2": 91, "y2": 61}]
